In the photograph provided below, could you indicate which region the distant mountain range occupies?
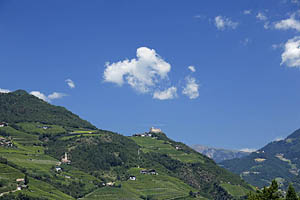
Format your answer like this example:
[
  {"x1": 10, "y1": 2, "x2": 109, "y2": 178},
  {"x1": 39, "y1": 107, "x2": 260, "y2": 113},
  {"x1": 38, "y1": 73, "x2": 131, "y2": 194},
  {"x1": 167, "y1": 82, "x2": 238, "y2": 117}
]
[
  {"x1": 221, "y1": 128, "x2": 300, "y2": 191},
  {"x1": 192, "y1": 145, "x2": 251, "y2": 163}
]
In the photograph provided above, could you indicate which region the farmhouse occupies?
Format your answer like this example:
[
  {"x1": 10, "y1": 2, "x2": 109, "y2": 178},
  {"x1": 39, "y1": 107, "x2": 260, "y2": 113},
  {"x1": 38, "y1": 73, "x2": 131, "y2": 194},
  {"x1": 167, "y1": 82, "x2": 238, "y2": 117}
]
[
  {"x1": 16, "y1": 178, "x2": 25, "y2": 182},
  {"x1": 55, "y1": 167, "x2": 62, "y2": 172},
  {"x1": 106, "y1": 182, "x2": 115, "y2": 186},
  {"x1": 0, "y1": 137, "x2": 13, "y2": 147},
  {"x1": 0, "y1": 122, "x2": 8, "y2": 127},
  {"x1": 129, "y1": 176, "x2": 136, "y2": 181},
  {"x1": 140, "y1": 169, "x2": 158, "y2": 175}
]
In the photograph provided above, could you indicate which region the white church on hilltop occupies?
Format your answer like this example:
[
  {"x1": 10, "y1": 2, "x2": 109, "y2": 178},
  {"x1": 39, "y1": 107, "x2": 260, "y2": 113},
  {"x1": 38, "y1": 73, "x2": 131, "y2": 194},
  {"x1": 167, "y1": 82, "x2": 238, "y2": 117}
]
[{"x1": 149, "y1": 127, "x2": 162, "y2": 133}]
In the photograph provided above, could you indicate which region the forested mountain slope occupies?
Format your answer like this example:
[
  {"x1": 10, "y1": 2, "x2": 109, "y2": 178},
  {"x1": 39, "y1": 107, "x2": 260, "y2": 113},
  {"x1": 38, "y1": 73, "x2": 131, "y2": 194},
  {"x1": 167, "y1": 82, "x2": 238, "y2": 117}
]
[
  {"x1": 221, "y1": 128, "x2": 300, "y2": 191},
  {"x1": 0, "y1": 90, "x2": 252, "y2": 200}
]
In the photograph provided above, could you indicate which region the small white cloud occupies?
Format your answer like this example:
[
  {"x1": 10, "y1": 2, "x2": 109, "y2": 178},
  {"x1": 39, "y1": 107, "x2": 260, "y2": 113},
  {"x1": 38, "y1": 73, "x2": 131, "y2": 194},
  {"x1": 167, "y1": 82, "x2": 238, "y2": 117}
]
[
  {"x1": 48, "y1": 92, "x2": 67, "y2": 100},
  {"x1": 153, "y1": 86, "x2": 177, "y2": 100},
  {"x1": 281, "y1": 36, "x2": 300, "y2": 67},
  {"x1": 103, "y1": 47, "x2": 171, "y2": 94},
  {"x1": 188, "y1": 66, "x2": 196, "y2": 72},
  {"x1": 241, "y1": 38, "x2": 251, "y2": 46},
  {"x1": 65, "y1": 79, "x2": 75, "y2": 89},
  {"x1": 30, "y1": 91, "x2": 48, "y2": 101},
  {"x1": 274, "y1": 15, "x2": 300, "y2": 32},
  {"x1": 256, "y1": 12, "x2": 267, "y2": 21},
  {"x1": 30, "y1": 91, "x2": 67, "y2": 102},
  {"x1": 240, "y1": 148, "x2": 256, "y2": 153},
  {"x1": 243, "y1": 10, "x2": 251, "y2": 15},
  {"x1": 182, "y1": 77, "x2": 199, "y2": 99},
  {"x1": 272, "y1": 43, "x2": 283, "y2": 50},
  {"x1": 194, "y1": 15, "x2": 206, "y2": 20},
  {"x1": 214, "y1": 16, "x2": 238, "y2": 30},
  {"x1": 263, "y1": 21, "x2": 270, "y2": 29},
  {"x1": 0, "y1": 88, "x2": 10, "y2": 93}
]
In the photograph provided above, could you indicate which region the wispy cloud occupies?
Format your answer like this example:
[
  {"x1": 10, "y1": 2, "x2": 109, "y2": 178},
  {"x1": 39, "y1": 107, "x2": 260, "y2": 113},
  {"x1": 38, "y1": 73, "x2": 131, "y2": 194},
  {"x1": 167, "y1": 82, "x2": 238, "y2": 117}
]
[
  {"x1": 214, "y1": 16, "x2": 238, "y2": 30},
  {"x1": 65, "y1": 79, "x2": 75, "y2": 89},
  {"x1": 281, "y1": 36, "x2": 300, "y2": 67},
  {"x1": 182, "y1": 76, "x2": 199, "y2": 99},
  {"x1": 30, "y1": 91, "x2": 67, "y2": 102},
  {"x1": 256, "y1": 12, "x2": 268, "y2": 21},
  {"x1": 48, "y1": 92, "x2": 67, "y2": 100},
  {"x1": 188, "y1": 66, "x2": 196, "y2": 73},
  {"x1": 241, "y1": 38, "x2": 251, "y2": 46},
  {"x1": 243, "y1": 10, "x2": 251, "y2": 15},
  {"x1": 0, "y1": 88, "x2": 11, "y2": 93},
  {"x1": 153, "y1": 87, "x2": 177, "y2": 100}
]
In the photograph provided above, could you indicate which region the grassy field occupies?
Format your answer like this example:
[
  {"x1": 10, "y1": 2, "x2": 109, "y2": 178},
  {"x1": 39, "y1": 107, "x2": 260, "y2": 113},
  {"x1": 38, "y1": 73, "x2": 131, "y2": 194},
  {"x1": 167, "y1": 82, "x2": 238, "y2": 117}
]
[
  {"x1": 131, "y1": 137, "x2": 204, "y2": 163},
  {"x1": 59, "y1": 133, "x2": 102, "y2": 141},
  {"x1": 220, "y1": 183, "x2": 249, "y2": 197},
  {"x1": 83, "y1": 168, "x2": 205, "y2": 200},
  {"x1": 16, "y1": 122, "x2": 66, "y2": 136},
  {"x1": 0, "y1": 126, "x2": 41, "y2": 145}
]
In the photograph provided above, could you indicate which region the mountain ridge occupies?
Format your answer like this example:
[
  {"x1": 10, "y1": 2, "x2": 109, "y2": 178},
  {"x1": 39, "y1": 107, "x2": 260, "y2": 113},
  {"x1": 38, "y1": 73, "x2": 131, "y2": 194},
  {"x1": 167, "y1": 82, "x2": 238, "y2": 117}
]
[
  {"x1": 221, "y1": 128, "x2": 300, "y2": 191},
  {"x1": 192, "y1": 144, "x2": 251, "y2": 163}
]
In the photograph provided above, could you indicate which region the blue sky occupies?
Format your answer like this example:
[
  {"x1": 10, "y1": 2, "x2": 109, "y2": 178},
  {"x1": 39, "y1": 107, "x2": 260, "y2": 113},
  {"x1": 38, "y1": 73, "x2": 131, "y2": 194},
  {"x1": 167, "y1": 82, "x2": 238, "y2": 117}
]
[{"x1": 1, "y1": 0, "x2": 300, "y2": 151}]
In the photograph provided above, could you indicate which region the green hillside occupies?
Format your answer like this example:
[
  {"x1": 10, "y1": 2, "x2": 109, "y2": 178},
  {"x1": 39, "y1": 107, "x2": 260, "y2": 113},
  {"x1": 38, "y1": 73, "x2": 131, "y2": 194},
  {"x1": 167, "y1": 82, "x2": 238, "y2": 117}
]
[
  {"x1": 221, "y1": 128, "x2": 300, "y2": 191},
  {"x1": 0, "y1": 90, "x2": 252, "y2": 199},
  {"x1": 0, "y1": 90, "x2": 95, "y2": 129}
]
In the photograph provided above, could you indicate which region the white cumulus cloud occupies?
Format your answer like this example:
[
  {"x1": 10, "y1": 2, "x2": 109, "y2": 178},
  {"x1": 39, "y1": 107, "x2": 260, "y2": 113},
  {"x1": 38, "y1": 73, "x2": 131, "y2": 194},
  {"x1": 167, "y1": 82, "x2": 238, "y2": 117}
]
[
  {"x1": 274, "y1": 15, "x2": 300, "y2": 32},
  {"x1": 0, "y1": 88, "x2": 11, "y2": 93},
  {"x1": 214, "y1": 16, "x2": 238, "y2": 30},
  {"x1": 103, "y1": 47, "x2": 171, "y2": 94},
  {"x1": 281, "y1": 36, "x2": 300, "y2": 67},
  {"x1": 30, "y1": 91, "x2": 67, "y2": 102},
  {"x1": 182, "y1": 77, "x2": 199, "y2": 99},
  {"x1": 65, "y1": 79, "x2": 75, "y2": 89},
  {"x1": 30, "y1": 91, "x2": 48, "y2": 101},
  {"x1": 153, "y1": 87, "x2": 177, "y2": 100},
  {"x1": 188, "y1": 66, "x2": 196, "y2": 72}
]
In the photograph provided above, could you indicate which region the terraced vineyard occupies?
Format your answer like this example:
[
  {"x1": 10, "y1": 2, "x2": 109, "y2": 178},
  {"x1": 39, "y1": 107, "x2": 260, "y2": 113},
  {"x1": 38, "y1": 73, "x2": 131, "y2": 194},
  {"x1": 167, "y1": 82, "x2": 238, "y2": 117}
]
[{"x1": 84, "y1": 168, "x2": 204, "y2": 200}]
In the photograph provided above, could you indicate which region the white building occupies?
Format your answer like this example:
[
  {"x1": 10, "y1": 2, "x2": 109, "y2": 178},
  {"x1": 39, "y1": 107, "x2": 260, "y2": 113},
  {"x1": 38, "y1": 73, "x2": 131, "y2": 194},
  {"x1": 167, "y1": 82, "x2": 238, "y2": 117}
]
[
  {"x1": 129, "y1": 176, "x2": 136, "y2": 181},
  {"x1": 61, "y1": 152, "x2": 71, "y2": 164},
  {"x1": 149, "y1": 127, "x2": 162, "y2": 133}
]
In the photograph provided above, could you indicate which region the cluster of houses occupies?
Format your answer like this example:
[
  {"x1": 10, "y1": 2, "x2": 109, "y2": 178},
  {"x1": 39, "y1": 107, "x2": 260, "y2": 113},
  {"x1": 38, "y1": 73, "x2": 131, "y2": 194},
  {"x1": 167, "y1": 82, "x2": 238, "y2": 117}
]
[
  {"x1": 140, "y1": 169, "x2": 157, "y2": 175},
  {"x1": 53, "y1": 152, "x2": 71, "y2": 173},
  {"x1": 127, "y1": 169, "x2": 158, "y2": 182},
  {"x1": 0, "y1": 122, "x2": 8, "y2": 128},
  {"x1": 16, "y1": 178, "x2": 28, "y2": 191},
  {"x1": 0, "y1": 137, "x2": 13, "y2": 147},
  {"x1": 133, "y1": 132, "x2": 153, "y2": 137},
  {"x1": 133, "y1": 127, "x2": 162, "y2": 137}
]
